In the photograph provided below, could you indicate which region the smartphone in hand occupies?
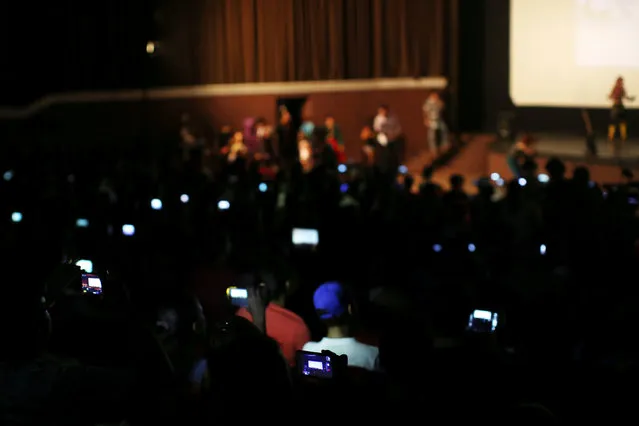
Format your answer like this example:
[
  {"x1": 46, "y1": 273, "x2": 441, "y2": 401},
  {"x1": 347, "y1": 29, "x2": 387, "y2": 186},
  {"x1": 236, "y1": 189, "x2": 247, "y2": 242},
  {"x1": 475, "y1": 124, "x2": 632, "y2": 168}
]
[
  {"x1": 81, "y1": 274, "x2": 103, "y2": 295},
  {"x1": 467, "y1": 309, "x2": 498, "y2": 333},
  {"x1": 226, "y1": 286, "x2": 248, "y2": 308}
]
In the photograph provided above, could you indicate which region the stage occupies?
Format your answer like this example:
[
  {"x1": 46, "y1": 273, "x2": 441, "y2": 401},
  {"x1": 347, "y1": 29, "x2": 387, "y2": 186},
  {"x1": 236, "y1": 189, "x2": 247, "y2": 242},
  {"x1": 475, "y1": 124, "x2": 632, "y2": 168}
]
[
  {"x1": 401, "y1": 132, "x2": 639, "y2": 194},
  {"x1": 488, "y1": 134, "x2": 639, "y2": 184}
]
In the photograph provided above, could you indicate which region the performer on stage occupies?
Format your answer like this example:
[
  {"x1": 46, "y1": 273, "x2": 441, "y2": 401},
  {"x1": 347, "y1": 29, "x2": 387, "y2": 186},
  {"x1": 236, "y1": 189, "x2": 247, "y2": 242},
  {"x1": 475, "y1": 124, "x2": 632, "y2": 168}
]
[
  {"x1": 608, "y1": 76, "x2": 635, "y2": 144},
  {"x1": 423, "y1": 91, "x2": 448, "y2": 157},
  {"x1": 324, "y1": 115, "x2": 347, "y2": 164},
  {"x1": 276, "y1": 106, "x2": 299, "y2": 171},
  {"x1": 507, "y1": 134, "x2": 536, "y2": 178},
  {"x1": 372, "y1": 105, "x2": 402, "y2": 173}
]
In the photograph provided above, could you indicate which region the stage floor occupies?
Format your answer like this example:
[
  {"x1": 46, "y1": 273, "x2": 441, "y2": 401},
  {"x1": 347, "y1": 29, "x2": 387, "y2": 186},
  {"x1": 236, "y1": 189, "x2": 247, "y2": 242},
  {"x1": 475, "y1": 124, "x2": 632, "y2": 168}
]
[{"x1": 492, "y1": 134, "x2": 639, "y2": 165}]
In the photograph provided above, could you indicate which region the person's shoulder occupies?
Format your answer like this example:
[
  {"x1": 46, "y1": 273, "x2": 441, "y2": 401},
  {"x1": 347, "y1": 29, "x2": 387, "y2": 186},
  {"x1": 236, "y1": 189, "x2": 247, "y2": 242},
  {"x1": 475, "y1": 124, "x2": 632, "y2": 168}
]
[
  {"x1": 354, "y1": 340, "x2": 380, "y2": 355},
  {"x1": 269, "y1": 304, "x2": 306, "y2": 327}
]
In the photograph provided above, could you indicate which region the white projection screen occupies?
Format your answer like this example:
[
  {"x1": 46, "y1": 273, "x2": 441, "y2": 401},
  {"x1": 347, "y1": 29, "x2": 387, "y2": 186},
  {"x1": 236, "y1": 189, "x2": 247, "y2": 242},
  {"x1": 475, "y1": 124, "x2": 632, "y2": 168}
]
[{"x1": 510, "y1": 0, "x2": 639, "y2": 108}]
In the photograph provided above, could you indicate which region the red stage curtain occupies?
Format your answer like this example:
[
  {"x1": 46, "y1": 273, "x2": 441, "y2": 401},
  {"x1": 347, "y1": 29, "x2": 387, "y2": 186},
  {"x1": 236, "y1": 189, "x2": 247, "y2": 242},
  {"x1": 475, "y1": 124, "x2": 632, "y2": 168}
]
[{"x1": 195, "y1": 0, "x2": 458, "y2": 84}]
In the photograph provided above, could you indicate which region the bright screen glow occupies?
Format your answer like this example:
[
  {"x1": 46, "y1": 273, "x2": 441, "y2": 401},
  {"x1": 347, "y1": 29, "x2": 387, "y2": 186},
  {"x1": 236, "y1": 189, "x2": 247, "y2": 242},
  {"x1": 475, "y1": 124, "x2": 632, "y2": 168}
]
[
  {"x1": 292, "y1": 228, "x2": 319, "y2": 245},
  {"x1": 473, "y1": 310, "x2": 492, "y2": 320},
  {"x1": 230, "y1": 288, "x2": 248, "y2": 298},
  {"x1": 510, "y1": 0, "x2": 639, "y2": 107},
  {"x1": 76, "y1": 259, "x2": 93, "y2": 273},
  {"x1": 122, "y1": 224, "x2": 135, "y2": 236},
  {"x1": 88, "y1": 277, "x2": 102, "y2": 288},
  {"x1": 307, "y1": 361, "x2": 324, "y2": 370}
]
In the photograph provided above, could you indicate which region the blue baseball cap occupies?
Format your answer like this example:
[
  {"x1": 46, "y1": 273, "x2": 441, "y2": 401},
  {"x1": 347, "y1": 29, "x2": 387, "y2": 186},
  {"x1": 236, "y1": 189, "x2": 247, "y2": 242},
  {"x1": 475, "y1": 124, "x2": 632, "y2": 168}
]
[{"x1": 313, "y1": 282, "x2": 348, "y2": 320}]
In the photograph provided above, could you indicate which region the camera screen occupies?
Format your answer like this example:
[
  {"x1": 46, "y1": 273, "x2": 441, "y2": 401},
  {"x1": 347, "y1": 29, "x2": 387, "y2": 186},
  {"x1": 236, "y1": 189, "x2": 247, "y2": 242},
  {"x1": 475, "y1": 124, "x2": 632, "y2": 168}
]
[
  {"x1": 297, "y1": 351, "x2": 333, "y2": 379},
  {"x1": 467, "y1": 309, "x2": 498, "y2": 333},
  {"x1": 292, "y1": 228, "x2": 319, "y2": 246},
  {"x1": 82, "y1": 274, "x2": 103, "y2": 295},
  {"x1": 226, "y1": 286, "x2": 248, "y2": 307}
]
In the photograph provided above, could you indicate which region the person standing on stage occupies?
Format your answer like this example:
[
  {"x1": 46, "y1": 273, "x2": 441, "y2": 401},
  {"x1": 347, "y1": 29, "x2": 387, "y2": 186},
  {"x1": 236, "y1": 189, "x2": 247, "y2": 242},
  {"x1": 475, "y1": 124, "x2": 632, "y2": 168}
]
[
  {"x1": 276, "y1": 106, "x2": 299, "y2": 171},
  {"x1": 507, "y1": 134, "x2": 536, "y2": 178},
  {"x1": 423, "y1": 91, "x2": 448, "y2": 157},
  {"x1": 608, "y1": 76, "x2": 635, "y2": 145},
  {"x1": 373, "y1": 105, "x2": 402, "y2": 172}
]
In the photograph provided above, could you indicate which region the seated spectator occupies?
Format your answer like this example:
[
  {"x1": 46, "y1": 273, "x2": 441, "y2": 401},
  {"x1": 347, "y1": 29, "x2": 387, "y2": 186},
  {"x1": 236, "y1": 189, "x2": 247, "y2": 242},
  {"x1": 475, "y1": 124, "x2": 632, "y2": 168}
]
[
  {"x1": 304, "y1": 281, "x2": 381, "y2": 371},
  {"x1": 204, "y1": 316, "x2": 293, "y2": 412},
  {"x1": 236, "y1": 272, "x2": 310, "y2": 365}
]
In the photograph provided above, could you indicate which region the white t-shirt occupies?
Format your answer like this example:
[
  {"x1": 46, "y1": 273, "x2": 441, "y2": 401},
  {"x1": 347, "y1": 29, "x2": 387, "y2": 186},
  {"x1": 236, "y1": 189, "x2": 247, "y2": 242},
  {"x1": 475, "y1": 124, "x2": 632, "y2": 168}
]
[{"x1": 303, "y1": 337, "x2": 381, "y2": 371}]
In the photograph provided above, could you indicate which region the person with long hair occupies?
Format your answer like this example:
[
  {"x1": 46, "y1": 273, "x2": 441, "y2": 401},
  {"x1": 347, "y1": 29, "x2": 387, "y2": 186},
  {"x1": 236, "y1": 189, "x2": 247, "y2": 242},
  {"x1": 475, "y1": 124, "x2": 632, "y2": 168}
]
[{"x1": 608, "y1": 76, "x2": 635, "y2": 146}]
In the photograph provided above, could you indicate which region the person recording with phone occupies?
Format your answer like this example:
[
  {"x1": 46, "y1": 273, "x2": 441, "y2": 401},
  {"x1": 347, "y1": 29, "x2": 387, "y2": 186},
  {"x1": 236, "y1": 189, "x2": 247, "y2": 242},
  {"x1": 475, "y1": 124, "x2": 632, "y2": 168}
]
[
  {"x1": 304, "y1": 281, "x2": 381, "y2": 372},
  {"x1": 235, "y1": 272, "x2": 311, "y2": 366},
  {"x1": 0, "y1": 248, "x2": 191, "y2": 426}
]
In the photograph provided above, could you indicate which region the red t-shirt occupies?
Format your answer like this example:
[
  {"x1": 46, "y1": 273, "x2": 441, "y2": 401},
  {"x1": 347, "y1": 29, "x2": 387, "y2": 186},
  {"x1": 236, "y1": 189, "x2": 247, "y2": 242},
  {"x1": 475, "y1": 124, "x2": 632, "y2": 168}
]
[{"x1": 236, "y1": 304, "x2": 311, "y2": 365}]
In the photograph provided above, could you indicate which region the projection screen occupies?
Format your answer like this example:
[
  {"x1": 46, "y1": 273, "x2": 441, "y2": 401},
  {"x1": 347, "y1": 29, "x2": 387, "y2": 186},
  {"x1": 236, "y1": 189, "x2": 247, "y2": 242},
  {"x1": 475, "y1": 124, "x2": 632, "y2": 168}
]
[{"x1": 510, "y1": 0, "x2": 639, "y2": 108}]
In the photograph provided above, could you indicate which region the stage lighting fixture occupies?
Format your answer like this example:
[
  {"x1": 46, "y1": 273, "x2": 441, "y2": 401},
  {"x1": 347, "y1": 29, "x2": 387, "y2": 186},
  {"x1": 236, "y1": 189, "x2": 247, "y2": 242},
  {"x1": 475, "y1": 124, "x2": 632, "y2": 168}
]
[
  {"x1": 180, "y1": 194, "x2": 189, "y2": 203},
  {"x1": 337, "y1": 164, "x2": 347, "y2": 173},
  {"x1": 433, "y1": 244, "x2": 442, "y2": 253},
  {"x1": 540, "y1": 244, "x2": 547, "y2": 255},
  {"x1": 468, "y1": 243, "x2": 476, "y2": 253},
  {"x1": 490, "y1": 172, "x2": 500, "y2": 181},
  {"x1": 398, "y1": 165, "x2": 408, "y2": 174},
  {"x1": 518, "y1": 177, "x2": 527, "y2": 187},
  {"x1": 11, "y1": 212, "x2": 22, "y2": 223},
  {"x1": 258, "y1": 183, "x2": 268, "y2": 193},
  {"x1": 537, "y1": 174, "x2": 549, "y2": 183},
  {"x1": 76, "y1": 218, "x2": 89, "y2": 228},
  {"x1": 340, "y1": 183, "x2": 349, "y2": 193},
  {"x1": 3, "y1": 170, "x2": 13, "y2": 181},
  {"x1": 218, "y1": 200, "x2": 230, "y2": 211}
]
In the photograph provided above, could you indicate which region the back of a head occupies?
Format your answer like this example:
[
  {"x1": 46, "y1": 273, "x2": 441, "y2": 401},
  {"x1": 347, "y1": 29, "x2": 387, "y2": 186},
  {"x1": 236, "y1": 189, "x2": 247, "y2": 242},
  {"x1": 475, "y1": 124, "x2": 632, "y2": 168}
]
[
  {"x1": 206, "y1": 317, "x2": 292, "y2": 406},
  {"x1": 403, "y1": 174, "x2": 414, "y2": 191},
  {"x1": 545, "y1": 157, "x2": 566, "y2": 180},
  {"x1": 450, "y1": 174, "x2": 464, "y2": 189},
  {"x1": 422, "y1": 165, "x2": 434, "y2": 180},
  {"x1": 573, "y1": 166, "x2": 590, "y2": 186},
  {"x1": 313, "y1": 281, "x2": 352, "y2": 327},
  {"x1": 236, "y1": 269, "x2": 285, "y2": 303}
]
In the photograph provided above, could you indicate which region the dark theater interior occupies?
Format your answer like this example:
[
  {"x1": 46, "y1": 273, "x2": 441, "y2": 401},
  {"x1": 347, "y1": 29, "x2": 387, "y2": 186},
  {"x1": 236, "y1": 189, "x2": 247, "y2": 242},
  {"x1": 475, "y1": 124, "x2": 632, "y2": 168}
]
[{"x1": 1, "y1": 0, "x2": 639, "y2": 423}]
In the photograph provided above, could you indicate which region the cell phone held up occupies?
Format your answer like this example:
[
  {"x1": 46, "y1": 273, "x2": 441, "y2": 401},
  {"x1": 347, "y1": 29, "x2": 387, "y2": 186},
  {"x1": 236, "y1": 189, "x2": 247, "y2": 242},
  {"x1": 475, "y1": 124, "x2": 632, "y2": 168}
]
[
  {"x1": 467, "y1": 309, "x2": 499, "y2": 333},
  {"x1": 296, "y1": 350, "x2": 347, "y2": 380},
  {"x1": 81, "y1": 273, "x2": 103, "y2": 296},
  {"x1": 226, "y1": 286, "x2": 248, "y2": 308}
]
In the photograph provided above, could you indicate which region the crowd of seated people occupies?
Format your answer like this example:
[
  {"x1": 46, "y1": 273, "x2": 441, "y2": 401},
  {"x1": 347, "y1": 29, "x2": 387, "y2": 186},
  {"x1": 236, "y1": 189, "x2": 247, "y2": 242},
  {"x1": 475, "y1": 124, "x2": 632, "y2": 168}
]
[{"x1": 2, "y1": 116, "x2": 639, "y2": 425}]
